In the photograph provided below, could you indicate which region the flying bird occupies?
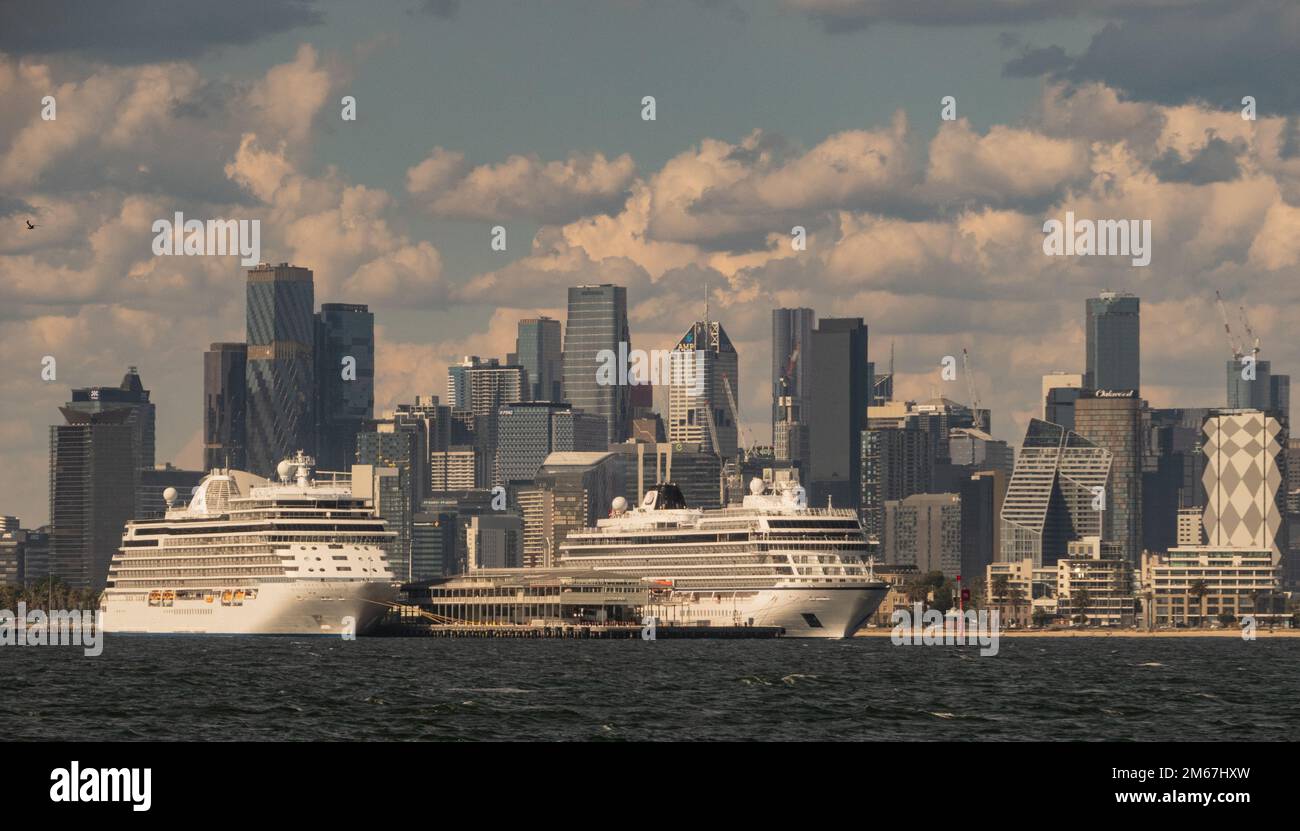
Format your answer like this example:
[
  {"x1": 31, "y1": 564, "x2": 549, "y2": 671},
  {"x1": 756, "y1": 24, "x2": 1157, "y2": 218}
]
[{"x1": 25, "y1": 219, "x2": 38, "y2": 229}]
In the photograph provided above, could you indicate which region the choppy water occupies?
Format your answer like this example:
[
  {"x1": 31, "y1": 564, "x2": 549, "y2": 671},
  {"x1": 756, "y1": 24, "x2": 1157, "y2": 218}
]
[{"x1": 5, "y1": 636, "x2": 1298, "y2": 740}]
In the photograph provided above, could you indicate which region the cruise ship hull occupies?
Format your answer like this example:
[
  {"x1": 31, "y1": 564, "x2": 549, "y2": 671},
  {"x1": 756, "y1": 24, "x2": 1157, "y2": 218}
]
[
  {"x1": 101, "y1": 580, "x2": 397, "y2": 637},
  {"x1": 647, "y1": 584, "x2": 888, "y2": 639}
]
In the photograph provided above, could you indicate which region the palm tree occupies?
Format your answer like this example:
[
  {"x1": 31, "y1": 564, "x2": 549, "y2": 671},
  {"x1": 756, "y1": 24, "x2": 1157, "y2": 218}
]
[
  {"x1": 1073, "y1": 587, "x2": 1091, "y2": 626},
  {"x1": 991, "y1": 574, "x2": 1009, "y2": 619},
  {"x1": 1188, "y1": 580, "x2": 1210, "y2": 627}
]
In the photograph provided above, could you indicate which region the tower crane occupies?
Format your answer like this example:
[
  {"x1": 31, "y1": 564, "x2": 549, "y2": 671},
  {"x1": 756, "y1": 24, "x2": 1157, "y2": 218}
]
[
  {"x1": 722, "y1": 372, "x2": 751, "y2": 452},
  {"x1": 1215, "y1": 290, "x2": 1243, "y2": 358},
  {"x1": 961, "y1": 348, "x2": 981, "y2": 412},
  {"x1": 1238, "y1": 304, "x2": 1260, "y2": 358}
]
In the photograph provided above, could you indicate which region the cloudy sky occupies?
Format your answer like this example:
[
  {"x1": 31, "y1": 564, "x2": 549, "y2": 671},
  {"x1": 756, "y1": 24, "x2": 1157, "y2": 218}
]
[{"x1": 4, "y1": 0, "x2": 1300, "y2": 525}]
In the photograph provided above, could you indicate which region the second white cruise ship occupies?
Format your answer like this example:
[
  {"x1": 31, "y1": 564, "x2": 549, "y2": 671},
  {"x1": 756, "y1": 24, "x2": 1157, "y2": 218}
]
[
  {"x1": 558, "y1": 477, "x2": 887, "y2": 638},
  {"x1": 100, "y1": 453, "x2": 398, "y2": 636}
]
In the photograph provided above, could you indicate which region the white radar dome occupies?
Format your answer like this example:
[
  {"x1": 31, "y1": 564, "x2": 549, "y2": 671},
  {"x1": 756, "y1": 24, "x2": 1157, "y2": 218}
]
[
  {"x1": 611, "y1": 496, "x2": 628, "y2": 513},
  {"x1": 749, "y1": 477, "x2": 765, "y2": 495},
  {"x1": 162, "y1": 487, "x2": 178, "y2": 505},
  {"x1": 276, "y1": 460, "x2": 293, "y2": 481}
]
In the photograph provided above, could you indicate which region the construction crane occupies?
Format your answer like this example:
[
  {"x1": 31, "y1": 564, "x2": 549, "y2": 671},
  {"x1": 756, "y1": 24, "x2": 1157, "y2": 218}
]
[
  {"x1": 721, "y1": 372, "x2": 751, "y2": 453},
  {"x1": 1215, "y1": 290, "x2": 1243, "y2": 358},
  {"x1": 1238, "y1": 304, "x2": 1260, "y2": 359},
  {"x1": 961, "y1": 348, "x2": 981, "y2": 412}
]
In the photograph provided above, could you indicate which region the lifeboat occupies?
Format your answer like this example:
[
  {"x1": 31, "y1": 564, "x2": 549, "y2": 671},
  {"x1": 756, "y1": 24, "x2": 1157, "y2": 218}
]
[{"x1": 221, "y1": 589, "x2": 233, "y2": 605}]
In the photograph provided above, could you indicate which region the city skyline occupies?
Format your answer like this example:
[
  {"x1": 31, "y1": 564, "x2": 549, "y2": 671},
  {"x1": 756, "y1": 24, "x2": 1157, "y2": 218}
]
[{"x1": 6, "y1": 1, "x2": 1300, "y2": 530}]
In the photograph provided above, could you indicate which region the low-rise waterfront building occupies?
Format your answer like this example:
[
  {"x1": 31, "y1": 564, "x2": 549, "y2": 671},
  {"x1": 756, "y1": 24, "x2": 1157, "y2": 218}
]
[
  {"x1": 1056, "y1": 536, "x2": 1136, "y2": 626},
  {"x1": 1139, "y1": 547, "x2": 1288, "y2": 627}
]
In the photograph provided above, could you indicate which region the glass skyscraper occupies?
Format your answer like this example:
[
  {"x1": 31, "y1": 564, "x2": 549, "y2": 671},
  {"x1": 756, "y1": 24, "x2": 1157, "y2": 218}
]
[
  {"x1": 204, "y1": 342, "x2": 247, "y2": 471},
  {"x1": 1074, "y1": 390, "x2": 1144, "y2": 564},
  {"x1": 515, "y1": 317, "x2": 563, "y2": 402},
  {"x1": 772, "y1": 307, "x2": 814, "y2": 455},
  {"x1": 562, "y1": 284, "x2": 628, "y2": 445},
  {"x1": 1085, "y1": 291, "x2": 1140, "y2": 391},
  {"x1": 245, "y1": 263, "x2": 315, "y2": 478},
  {"x1": 808, "y1": 317, "x2": 868, "y2": 509},
  {"x1": 49, "y1": 407, "x2": 137, "y2": 591},
  {"x1": 315, "y1": 303, "x2": 374, "y2": 472}
]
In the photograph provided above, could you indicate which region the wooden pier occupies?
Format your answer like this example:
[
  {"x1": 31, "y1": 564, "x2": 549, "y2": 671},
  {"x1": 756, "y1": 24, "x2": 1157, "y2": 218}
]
[{"x1": 372, "y1": 620, "x2": 784, "y2": 639}]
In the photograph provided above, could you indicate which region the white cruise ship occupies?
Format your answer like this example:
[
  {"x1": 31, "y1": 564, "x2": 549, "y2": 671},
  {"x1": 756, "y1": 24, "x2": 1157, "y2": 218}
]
[
  {"x1": 557, "y1": 478, "x2": 888, "y2": 638},
  {"x1": 100, "y1": 453, "x2": 398, "y2": 636}
]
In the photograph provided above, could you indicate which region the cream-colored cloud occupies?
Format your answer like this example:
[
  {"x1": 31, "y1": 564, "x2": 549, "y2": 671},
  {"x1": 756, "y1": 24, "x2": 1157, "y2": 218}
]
[{"x1": 407, "y1": 148, "x2": 636, "y2": 222}]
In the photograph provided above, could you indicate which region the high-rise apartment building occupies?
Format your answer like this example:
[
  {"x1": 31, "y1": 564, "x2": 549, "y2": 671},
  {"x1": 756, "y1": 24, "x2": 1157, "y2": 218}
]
[
  {"x1": 1000, "y1": 419, "x2": 1113, "y2": 567},
  {"x1": 1201, "y1": 410, "x2": 1288, "y2": 563},
  {"x1": 883, "y1": 493, "x2": 962, "y2": 578}
]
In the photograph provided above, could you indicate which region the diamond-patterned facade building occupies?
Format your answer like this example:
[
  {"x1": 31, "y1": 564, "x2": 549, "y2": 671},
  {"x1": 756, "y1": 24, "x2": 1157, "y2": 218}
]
[{"x1": 1201, "y1": 410, "x2": 1287, "y2": 563}]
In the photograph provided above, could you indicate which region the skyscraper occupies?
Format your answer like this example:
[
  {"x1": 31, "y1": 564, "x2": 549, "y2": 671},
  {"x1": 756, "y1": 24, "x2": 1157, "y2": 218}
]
[
  {"x1": 668, "y1": 319, "x2": 739, "y2": 459},
  {"x1": 246, "y1": 263, "x2": 316, "y2": 478},
  {"x1": 960, "y1": 469, "x2": 1007, "y2": 583},
  {"x1": 1201, "y1": 410, "x2": 1287, "y2": 563},
  {"x1": 496, "y1": 402, "x2": 607, "y2": 486},
  {"x1": 516, "y1": 317, "x2": 564, "y2": 402},
  {"x1": 1000, "y1": 419, "x2": 1112, "y2": 567},
  {"x1": 315, "y1": 303, "x2": 375, "y2": 472},
  {"x1": 64, "y1": 367, "x2": 155, "y2": 473},
  {"x1": 446, "y1": 356, "x2": 528, "y2": 416},
  {"x1": 883, "y1": 493, "x2": 962, "y2": 578},
  {"x1": 49, "y1": 407, "x2": 137, "y2": 590},
  {"x1": 1043, "y1": 371, "x2": 1085, "y2": 430},
  {"x1": 1074, "y1": 390, "x2": 1144, "y2": 564},
  {"x1": 1084, "y1": 291, "x2": 1140, "y2": 392},
  {"x1": 562, "y1": 284, "x2": 629, "y2": 445},
  {"x1": 772, "y1": 308, "x2": 814, "y2": 464},
  {"x1": 861, "y1": 412, "x2": 934, "y2": 538},
  {"x1": 807, "y1": 318, "x2": 868, "y2": 509},
  {"x1": 1226, "y1": 357, "x2": 1272, "y2": 411},
  {"x1": 204, "y1": 343, "x2": 247, "y2": 471}
]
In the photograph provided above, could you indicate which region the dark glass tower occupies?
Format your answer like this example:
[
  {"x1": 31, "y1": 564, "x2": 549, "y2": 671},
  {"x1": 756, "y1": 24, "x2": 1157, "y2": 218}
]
[
  {"x1": 516, "y1": 317, "x2": 563, "y2": 402},
  {"x1": 204, "y1": 343, "x2": 247, "y2": 471},
  {"x1": 807, "y1": 318, "x2": 868, "y2": 509},
  {"x1": 49, "y1": 408, "x2": 137, "y2": 591},
  {"x1": 772, "y1": 307, "x2": 814, "y2": 467},
  {"x1": 562, "y1": 284, "x2": 629, "y2": 445},
  {"x1": 245, "y1": 263, "x2": 315, "y2": 477},
  {"x1": 64, "y1": 367, "x2": 155, "y2": 472},
  {"x1": 1084, "y1": 291, "x2": 1140, "y2": 391},
  {"x1": 1073, "y1": 391, "x2": 1144, "y2": 564},
  {"x1": 315, "y1": 303, "x2": 374, "y2": 472}
]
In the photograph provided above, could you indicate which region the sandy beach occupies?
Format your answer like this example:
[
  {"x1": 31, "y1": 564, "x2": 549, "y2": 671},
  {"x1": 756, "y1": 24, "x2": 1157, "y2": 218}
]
[{"x1": 856, "y1": 627, "x2": 1299, "y2": 638}]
